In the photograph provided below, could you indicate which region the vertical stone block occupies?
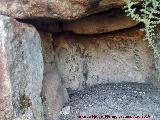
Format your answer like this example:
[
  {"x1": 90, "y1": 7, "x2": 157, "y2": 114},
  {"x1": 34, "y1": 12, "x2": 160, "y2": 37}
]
[{"x1": 0, "y1": 15, "x2": 44, "y2": 120}]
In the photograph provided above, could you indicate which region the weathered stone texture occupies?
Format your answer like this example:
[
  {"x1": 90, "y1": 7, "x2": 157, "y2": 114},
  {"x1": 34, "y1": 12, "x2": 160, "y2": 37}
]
[
  {"x1": 0, "y1": 0, "x2": 125, "y2": 19},
  {"x1": 0, "y1": 15, "x2": 44, "y2": 120},
  {"x1": 54, "y1": 27, "x2": 156, "y2": 90},
  {"x1": 40, "y1": 33, "x2": 55, "y2": 67},
  {"x1": 63, "y1": 9, "x2": 138, "y2": 34},
  {"x1": 153, "y1": 26, "x2": 160, "y2": 88},
  {"x1": 0, "y1": 31, "x2": 14, "y2": 120},
  {"x1": 40, "y1": 33, "x2": 68, "y2": 120},
  {"x1": 17, "y1": 8, "x2": 138, "y2": 34}
]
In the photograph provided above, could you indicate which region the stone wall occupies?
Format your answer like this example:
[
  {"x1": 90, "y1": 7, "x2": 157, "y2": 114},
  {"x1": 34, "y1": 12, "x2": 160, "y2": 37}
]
[
  {"x1": 0, "y1": 1, "x2": 159, "y2": 120},
  {"x1": 0, "y1": 15, "x2": 44, "y2": 120},
  {"x1": 54, "y1": 28, "x2": 156, "y2": 90},
  {"x1": 40, "y1": 32, "x2": 68, "y2": 120}
]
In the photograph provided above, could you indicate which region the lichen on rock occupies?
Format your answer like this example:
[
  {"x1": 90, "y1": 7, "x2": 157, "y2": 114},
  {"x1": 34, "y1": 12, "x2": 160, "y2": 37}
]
[{"x1": 0, "y1": 15, "x2": 44, "y2": 120}]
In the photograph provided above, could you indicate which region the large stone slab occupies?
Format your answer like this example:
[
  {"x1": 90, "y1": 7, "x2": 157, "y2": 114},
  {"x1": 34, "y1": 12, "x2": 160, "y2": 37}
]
[
  {"x1": 153, "y1": 26, "x2": 160, "y2": 88},
  {"x1": 0, "y1": 0, "x2": 126, "y2": 20},
  {"x1": 63, "y1": 9, "x2": 138, "y2": 34},
  {"x1": 0, "y1": 15, "x2": 44, "y2": 120},
  {"x1": 40, "y1": 33, "x2": 68, "y2": 120},
  {"x1": 54, "y1": 27, "x2": 156, "y2": 90},
  {"x1": 0, "y1": 33, "x2": 14, "y2": 120}
]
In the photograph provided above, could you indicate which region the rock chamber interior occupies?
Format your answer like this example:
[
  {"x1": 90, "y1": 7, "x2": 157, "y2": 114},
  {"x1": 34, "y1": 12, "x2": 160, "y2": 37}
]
[
  {"x1": 0, "y1": 1, "x2": 160, "y2": 119},
  {"x1": 17, "y1": 8, "x2": 160, "y2": 120}
]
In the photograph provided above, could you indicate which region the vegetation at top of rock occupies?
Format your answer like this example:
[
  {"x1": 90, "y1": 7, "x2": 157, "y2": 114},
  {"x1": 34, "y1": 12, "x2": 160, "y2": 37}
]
[{"x1": 124, "y1": 0, "x2": 160, "y2": 57}]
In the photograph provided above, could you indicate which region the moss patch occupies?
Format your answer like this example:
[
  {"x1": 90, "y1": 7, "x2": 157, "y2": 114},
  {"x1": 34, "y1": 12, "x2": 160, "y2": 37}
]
[{"x1": 19, "y1": 94, "x2": 32, "y2": 112}]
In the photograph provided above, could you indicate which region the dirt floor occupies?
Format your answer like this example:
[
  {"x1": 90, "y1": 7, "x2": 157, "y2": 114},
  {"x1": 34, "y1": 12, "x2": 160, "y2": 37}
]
[{"x1": 60, "y1": 83, "x2": 160, "y2": 120}]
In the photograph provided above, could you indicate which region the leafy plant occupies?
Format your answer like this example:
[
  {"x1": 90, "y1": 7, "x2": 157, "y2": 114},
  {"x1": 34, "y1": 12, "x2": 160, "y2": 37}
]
[{"x1": 124, "y1": 0, "x2": 160, "y2": 57}]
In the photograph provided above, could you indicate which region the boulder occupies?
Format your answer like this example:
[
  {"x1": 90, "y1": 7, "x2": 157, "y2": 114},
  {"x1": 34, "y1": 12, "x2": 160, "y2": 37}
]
[
  {"x1": 54, "y1": 27, "x2": 156, "y2": 90},
  {"x1": 63, "y1": 9, "x2": 138, "y2": 34},
  {"x1": 0, "y1": 15, "x2": 44, "y2": 120},
  {"x1": 0, "y1": 0, "x2": 125, "y2": 20},
  {"x1": 153, "y1": 25, "x2": 160, "y2": 88},
  {"x1": 41, "y1": 64, "x2": 64, "y2": 120},
  {"x1": 40, "y1": 33, "x2": 69, "y2": 120}
]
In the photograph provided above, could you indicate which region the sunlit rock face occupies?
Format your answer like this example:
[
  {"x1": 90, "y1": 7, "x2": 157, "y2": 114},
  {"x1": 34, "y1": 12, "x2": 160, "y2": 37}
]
[
  {"x1": 54, "y1": 27, "x2": 156, "y2": 90},
  {"x1": 0, "y1": 0, "x2": 125, "y2": 19},
  {"x1": 0, "y1": 15, "x2": 44, "y2": 120}
]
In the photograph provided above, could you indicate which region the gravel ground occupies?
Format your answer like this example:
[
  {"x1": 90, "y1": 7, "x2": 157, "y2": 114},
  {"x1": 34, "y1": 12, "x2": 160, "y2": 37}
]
[{"x1": 60, "y1": 83, "x2": 160, "y2": 120}]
